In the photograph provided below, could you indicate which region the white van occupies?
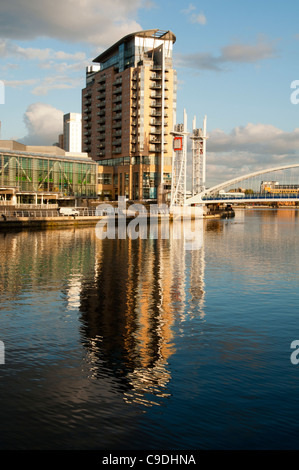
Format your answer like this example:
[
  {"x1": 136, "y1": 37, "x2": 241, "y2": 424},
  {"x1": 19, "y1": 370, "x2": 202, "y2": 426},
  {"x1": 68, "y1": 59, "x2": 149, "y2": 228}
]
[{"x1": 59, "y1": 207, "x2": 80, "y2": 216}]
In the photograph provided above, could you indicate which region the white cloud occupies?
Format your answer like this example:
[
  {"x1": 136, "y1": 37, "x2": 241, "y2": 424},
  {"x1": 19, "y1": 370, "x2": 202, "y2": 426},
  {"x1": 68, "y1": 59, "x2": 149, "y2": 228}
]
[
  {"x1": 221, "y1": 39, "x2": 277, "y2": 63},
  {"x1": 31, "y1": 75, "x2": 83, "y2": 95},
  {"x1": 176, "y1": 37, "x2": 278, "y2": 71},
  {"x1": 0, "y1": 39, "x2": 88, "y2": 63},
  {"x1": 1, "y1": 39, "x2": 89, "y2": 95},
  {"x1": 4, "y1": 78, "x2": 39, "y2": 88},
  {"x1": 0, "y1": 0, "x2": 144, "y2": 47},
  {"x1": 1, "y1": 63, "x2": 20, "y2": 71},
  {"x1": 3, "y1": 74, "x2": 82, "y2": 95},
  {"x1": 182, "y1": 4, "x2": 196, "y2": 15},
  {"x1": 182, "y1": 4, "x2": 206, "y2": 25},
  {"x1": 20, "y1": 102, "x2": 63, "y2": 145},
  {"x1": 204, "y1": 123, "x2": 299, "y2": 185},
  {"x1": 190, "y1": 13, "x2": 207, "y2": 25},
  {"x1": 208, "y1": 123, "x2": 299, "y2": 155}
]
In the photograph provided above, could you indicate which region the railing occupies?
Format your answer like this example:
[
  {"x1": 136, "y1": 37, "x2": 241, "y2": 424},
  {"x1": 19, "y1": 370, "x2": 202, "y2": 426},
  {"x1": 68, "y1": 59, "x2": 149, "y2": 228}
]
[
  {"x1": 0, "y1": 200, "x2": 14, "y2": 206},
  {"x1": 0, "y1": 208, "x2": 103, "y2": 218},
  {"x1": 15, "y1": 204, "x2": 58, "y2": 209},
  {"x1": 202, "y1": 193, "x2": 299, "y2": 201}
]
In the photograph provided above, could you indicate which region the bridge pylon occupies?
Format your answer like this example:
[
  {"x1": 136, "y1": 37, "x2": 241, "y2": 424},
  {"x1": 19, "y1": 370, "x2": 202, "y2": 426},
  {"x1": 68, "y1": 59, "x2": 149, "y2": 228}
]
[
  {"x1": 170, "y1": 109, "x2": 189, "y2": 208},
  {"x1": 190, "y1": 115, "x2": 208, "y2": 196}
]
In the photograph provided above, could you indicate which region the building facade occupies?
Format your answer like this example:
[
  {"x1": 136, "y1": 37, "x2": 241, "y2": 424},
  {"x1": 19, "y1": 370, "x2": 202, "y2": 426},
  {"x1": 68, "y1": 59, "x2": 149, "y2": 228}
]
[
  {"x1": 0, "y1": 140, "x2": 98, "y2": 207},
  {"x1": 261, "y1": 181, "x2": 299, "y2": 195},
  {"x1": 63, "y1": 113, "x2": 82, "y2": 153},
  {"x1": 82, "y1": 29, "x2": 177, "y2": 202}
]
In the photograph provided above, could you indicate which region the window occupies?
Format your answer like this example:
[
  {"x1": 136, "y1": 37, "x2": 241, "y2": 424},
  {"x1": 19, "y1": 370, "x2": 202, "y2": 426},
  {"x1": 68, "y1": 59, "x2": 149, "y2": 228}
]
[{"x1": 98, "y1": 173, "x2": 112, "y2": 185}]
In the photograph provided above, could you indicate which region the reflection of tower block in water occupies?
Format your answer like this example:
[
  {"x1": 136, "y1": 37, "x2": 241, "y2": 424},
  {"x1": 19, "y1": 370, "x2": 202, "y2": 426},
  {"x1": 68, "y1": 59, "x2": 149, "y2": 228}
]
[
  {"x1": 190, "y1": 115, "x2": 207, "y2": 196},
  {"x1": 170, "y1": 110, "x2": 189, "y2": 207}
]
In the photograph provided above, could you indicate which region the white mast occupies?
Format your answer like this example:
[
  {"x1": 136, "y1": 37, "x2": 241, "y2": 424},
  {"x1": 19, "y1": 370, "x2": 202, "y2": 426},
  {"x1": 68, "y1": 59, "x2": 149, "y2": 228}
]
[
  {"x1": 170, "y1": 109, "x2": 189, "y2": 207},
  {"x1": 190, "y1": 114, "x2": 208, "y2": 196}
]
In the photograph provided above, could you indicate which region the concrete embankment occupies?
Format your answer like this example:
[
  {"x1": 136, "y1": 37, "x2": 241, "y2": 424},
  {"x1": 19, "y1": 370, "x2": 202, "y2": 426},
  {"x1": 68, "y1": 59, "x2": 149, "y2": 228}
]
[
  {"x1": 0, "y1": 208, "x2": 235, "y2": 230},
  {"x1": 0, "y1": 215, "x2": 104, "y2": 230}
]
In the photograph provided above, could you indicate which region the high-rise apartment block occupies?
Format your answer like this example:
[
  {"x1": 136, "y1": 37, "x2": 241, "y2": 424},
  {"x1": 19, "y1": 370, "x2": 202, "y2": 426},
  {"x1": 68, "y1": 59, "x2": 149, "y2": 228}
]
[
  {"x1": 82, "y1": 29, "x2": 177, "y2": 201},
  {"x1": 63, "y1": 113, "x2": 82, "y2": 153}
]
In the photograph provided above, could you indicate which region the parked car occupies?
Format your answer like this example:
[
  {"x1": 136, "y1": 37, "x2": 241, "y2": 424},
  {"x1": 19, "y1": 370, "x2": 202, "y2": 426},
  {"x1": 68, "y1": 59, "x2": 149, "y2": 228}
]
[{"x1": 59, "y1": 207, "x2": 79, "y2": 216}]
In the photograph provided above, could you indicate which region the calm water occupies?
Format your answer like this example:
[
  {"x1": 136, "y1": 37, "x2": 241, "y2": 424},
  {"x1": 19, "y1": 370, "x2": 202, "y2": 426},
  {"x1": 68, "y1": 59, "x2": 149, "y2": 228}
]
[{"x1": 1, "y1": 208, "x2": 299, "y2": 450}]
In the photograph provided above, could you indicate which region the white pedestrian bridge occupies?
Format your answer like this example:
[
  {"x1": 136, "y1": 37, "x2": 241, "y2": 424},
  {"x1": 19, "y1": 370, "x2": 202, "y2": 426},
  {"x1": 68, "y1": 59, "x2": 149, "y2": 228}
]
[{"x1": 186, "y1": 163, "x2": 299, "y2": 205}]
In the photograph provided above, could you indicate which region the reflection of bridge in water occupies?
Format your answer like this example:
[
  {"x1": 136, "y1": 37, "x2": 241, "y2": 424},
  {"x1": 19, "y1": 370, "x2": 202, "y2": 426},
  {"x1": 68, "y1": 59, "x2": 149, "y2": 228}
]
[{"x1": 186, "y1": 163, "x2": 299, "y2": 206}]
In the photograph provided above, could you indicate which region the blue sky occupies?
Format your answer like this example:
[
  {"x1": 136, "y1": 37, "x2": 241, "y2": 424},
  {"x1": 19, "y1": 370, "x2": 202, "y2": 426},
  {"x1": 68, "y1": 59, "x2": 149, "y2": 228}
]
[{"x1": 0, "y1": 0, "x2": 298, "y2": 184}]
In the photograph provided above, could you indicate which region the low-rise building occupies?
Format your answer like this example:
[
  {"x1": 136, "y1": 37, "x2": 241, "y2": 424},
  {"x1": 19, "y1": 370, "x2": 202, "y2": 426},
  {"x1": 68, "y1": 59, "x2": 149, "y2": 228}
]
[{"x1": 0, "y1": 140, "x2": 98, "y2": 208}]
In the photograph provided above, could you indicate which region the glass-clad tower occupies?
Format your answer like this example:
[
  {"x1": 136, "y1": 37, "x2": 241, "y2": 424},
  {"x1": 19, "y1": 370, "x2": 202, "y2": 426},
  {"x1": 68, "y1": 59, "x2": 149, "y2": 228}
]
[{"x1": 82, "y1": 29, "x2": 177, "y2": 202}]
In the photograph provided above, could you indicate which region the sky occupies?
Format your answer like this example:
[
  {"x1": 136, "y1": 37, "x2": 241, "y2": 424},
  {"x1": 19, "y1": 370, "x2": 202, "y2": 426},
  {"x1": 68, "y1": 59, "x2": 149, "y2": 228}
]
[{"x1": 0, "y1": 0, "x2": 298, "y2": 185}]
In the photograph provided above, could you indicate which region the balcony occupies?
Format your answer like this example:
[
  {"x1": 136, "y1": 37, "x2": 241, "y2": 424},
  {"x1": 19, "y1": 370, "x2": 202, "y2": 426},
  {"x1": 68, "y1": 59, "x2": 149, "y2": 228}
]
[
  {"x1": 112, "y1": 129, "x2": 122, "y2": 137},
  {"x1": 150, "y1": 119, "x2": 162, "y2": 125},
  {"x1": 150, "y1": 83, "x2": 162, "y2": 89},
  {"x1": 150, "y1": 92, "x2": 162, "y2": 99},
  {"x1": 112, "y1": 95, "x2": 122, "y2": 104},
  {"x1": 113, "y1": 77, "x2": 122, "y2": 86},
  {"x1": 150, "y1": 110, "x2": 162, "y2": 117},
  {"x1": 150, "y1": 129, "x2": 162, "y2": 135},
  {"x1": 149, "y1": 145, "x2": 167, "y2": 153},
  {"x1": 113, "y1": 86, "x2": 122, "y2": 94},
  {"x1": 113, "y1": 104, "x2": 122, "y2": 112},
  {"x1": 150, "y1": 73, "x2": 162, "y2": 80},
  {"x1": 150, "y1": 100, "x2": 162, "y2": 108}
]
